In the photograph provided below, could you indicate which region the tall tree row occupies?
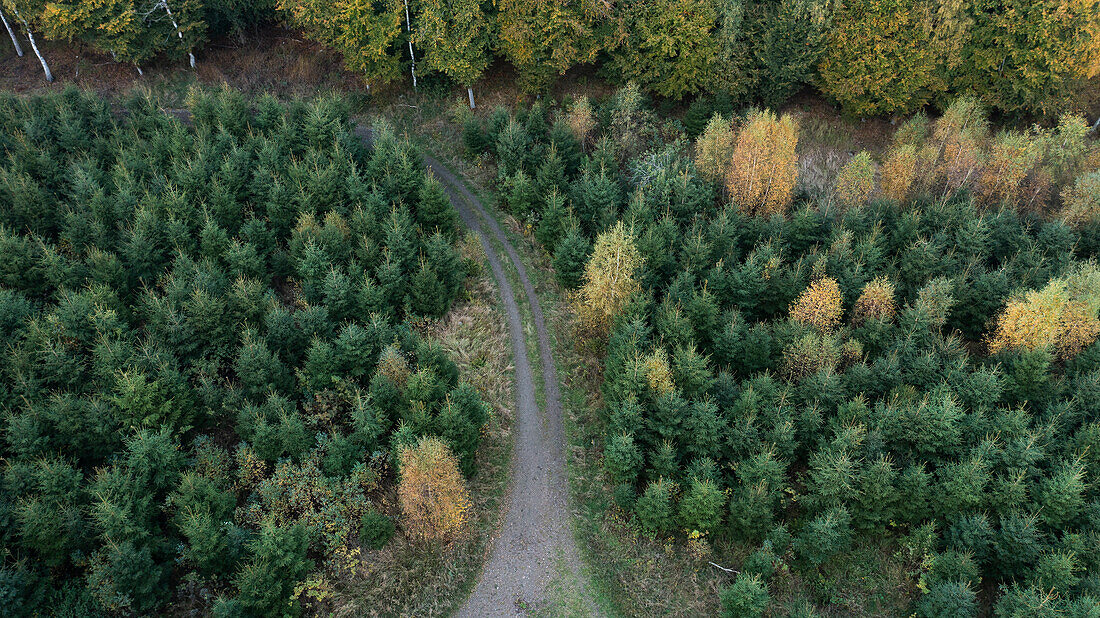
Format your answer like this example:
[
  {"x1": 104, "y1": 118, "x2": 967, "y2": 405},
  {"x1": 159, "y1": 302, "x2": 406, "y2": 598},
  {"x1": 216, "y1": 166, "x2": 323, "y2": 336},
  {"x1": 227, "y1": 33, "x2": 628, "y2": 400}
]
[{"x1": 2, "y1": 0, "x2": 1098, "y2": 118}]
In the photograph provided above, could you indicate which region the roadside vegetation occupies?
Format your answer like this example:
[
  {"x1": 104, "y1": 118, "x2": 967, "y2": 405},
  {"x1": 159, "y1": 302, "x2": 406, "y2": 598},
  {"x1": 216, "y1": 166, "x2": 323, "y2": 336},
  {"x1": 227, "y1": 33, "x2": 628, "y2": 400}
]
[{"x1": 462, "y1": 86, "x2": 1100, "y2": 616}]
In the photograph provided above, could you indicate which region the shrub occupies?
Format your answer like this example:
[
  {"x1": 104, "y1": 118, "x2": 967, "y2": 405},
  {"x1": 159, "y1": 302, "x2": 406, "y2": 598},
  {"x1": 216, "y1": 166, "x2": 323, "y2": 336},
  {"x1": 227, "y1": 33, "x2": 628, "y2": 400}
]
[
  {"x1": 720, "y1": 573, "x2": 769, "y2": 618},
  {"x1": 360, "y1": 509, "x2": 396, "y2": 550},
  {"x1": 398, "y1": 437, "x2": 471, "y2": 542}
]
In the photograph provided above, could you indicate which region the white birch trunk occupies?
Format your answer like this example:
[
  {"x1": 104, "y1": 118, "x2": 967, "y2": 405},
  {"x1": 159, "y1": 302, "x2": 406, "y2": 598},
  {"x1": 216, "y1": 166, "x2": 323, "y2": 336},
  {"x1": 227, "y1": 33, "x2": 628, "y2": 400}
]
[
  {"x1": 402, "y1": 0, "x2": 417, "y2": 89},
  {"x1": 0, "y1": 8, "x2": 23, "y2": 57},
  {"x1": 13, "y1": 9, "x2": 50, "y2": 81},
  {"x1": 162, "y1": 0, "x2": 195, "y2": 68},
  {"x1": 467, "y1": 86, "x2": 475, "y2": 109}
]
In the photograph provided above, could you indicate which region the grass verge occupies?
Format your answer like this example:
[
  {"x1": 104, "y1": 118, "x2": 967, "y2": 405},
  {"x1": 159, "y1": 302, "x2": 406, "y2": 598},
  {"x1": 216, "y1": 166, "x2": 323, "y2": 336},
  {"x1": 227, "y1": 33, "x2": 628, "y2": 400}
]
[{"x1": 329, "y1": 236, "x2": 514, "y2": 617}]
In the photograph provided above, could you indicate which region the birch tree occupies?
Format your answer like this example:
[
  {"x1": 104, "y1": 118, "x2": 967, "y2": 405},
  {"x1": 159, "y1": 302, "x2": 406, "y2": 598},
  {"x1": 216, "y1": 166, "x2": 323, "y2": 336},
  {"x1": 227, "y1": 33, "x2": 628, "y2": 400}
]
[
  {"x1": 414, "y1": 0, "x2": 491, "y2": 108},
  {"x1": 2, "y1": 0, "x2": 51, "y2": 80},
  {"x1": 0, "y1": 6, "x2": 24, "y2": 56}
]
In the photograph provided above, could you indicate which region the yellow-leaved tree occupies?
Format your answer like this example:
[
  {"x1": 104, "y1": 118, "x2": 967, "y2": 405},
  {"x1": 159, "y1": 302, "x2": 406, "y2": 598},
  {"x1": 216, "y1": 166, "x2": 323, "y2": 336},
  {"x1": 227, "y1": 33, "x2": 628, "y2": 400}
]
[
  {"x1": 726, "y1": 110, "x2": 799, "y2": 216},
  {"x1": 398, "y1": 436, "x2": 471, "y2": 541},
  {"x1": 987, "y1": 263, "x2": 1100, "y2": 360},
  {"x1": 694, "y1": 113, "x2": 736, "y2": 184},
  {"x1": 576, "y1": 222, "x2": 642, "y2": 337},
  {"x1": 832, "y1": 151, "x2": 877, "y2": 210},
  {"x1": 790, "y1": 277, "x2": 844, "y2": 330}
]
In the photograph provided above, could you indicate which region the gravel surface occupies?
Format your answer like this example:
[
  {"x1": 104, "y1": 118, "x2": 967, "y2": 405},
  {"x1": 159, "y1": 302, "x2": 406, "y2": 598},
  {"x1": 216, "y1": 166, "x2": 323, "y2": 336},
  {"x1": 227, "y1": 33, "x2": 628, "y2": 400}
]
[{"x1": 417, "y1": 152, "x2": 596, "y2": 618}]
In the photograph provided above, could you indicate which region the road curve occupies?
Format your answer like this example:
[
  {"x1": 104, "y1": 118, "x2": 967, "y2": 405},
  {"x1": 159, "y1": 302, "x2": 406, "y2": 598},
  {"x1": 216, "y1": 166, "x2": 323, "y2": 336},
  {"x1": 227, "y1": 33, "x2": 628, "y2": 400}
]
[
  {"x1": 351, "y1": 123, "x2": 593, "y2": 615},
  {"x1": 418, "y1": 153, "x2": 593, "y2": 617}
]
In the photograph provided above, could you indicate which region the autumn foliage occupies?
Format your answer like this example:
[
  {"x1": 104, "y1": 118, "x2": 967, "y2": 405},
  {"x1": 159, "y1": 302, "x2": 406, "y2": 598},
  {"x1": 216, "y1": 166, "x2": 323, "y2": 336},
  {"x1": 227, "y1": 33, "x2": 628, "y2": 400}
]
[
  {"x1": 790, "y1": 277, "x2": 844, "y2": 331},
  {"x1": 851, "y1": 277, "x2": 897, "y2": 324},
  {"x1": 398, "y1": 437, "x2": 472, "y2": 542},
  {"x1": 576, "y1": 222, "x2": 643, "y2": 337},
  {"x1": 832, "y1": 151, "x2": 877, "y2": 210},
  {"x1": 987, "y1": 263, "x2": 1100, "y2": 360},
  {"x1": 726, "y1": 110, "x2": 799, "y2": 216}
]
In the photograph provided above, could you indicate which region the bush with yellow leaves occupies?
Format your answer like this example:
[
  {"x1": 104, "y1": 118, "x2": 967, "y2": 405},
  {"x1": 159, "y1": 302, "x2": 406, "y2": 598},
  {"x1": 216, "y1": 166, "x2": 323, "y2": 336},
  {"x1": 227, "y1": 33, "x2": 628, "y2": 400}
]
[
  {"x1": 726, "y1": 110, "x2": 799, "y2": 216},
  {"x1": 790, "y1": 277, "x2": 844, "y2": 331},
  {"x1": 851, "y1": 277, "x2": 896, "y2": 324},
  {"x1": 398, "y1": 436, "x2": 472, "y2": 542},
  {"x1": 975, "y1": 131, "x2": 1041, "y2": 208},
  {"x1": 833, "y1": 151, "x2": 877, "y2": 210},
  {"x1": 695, "y1": 114, "x2": 736, "y2": 184},
  {"x1": 576, "y1": 222, "x2": 643, "y2": 337},
  {"x1": 567, "y1": 95, "x2": 596, "y2": 147},
  {"x1": 987, "y1": 263, "x2": 1100, "y2": 360},
  {"x1": 783, "y1": 332, "x2": 842, "y2": 380}
]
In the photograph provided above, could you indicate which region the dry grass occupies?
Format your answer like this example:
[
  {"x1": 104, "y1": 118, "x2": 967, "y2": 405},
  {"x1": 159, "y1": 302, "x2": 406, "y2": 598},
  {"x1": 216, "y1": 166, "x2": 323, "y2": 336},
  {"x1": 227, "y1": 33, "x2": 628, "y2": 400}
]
[{"x1": 328, "y1": 238, "x2": 515, "y2": 617}]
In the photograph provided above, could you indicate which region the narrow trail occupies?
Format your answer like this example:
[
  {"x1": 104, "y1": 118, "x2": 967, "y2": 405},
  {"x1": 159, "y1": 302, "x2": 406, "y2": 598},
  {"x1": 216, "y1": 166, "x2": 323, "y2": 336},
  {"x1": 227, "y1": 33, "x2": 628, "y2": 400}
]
[
  {"x1": 354, "y1": 124, "x2": 593, "y2": 614},
  {"x1": 419, "y1": 152, "x2": 594, "y2": 617}
]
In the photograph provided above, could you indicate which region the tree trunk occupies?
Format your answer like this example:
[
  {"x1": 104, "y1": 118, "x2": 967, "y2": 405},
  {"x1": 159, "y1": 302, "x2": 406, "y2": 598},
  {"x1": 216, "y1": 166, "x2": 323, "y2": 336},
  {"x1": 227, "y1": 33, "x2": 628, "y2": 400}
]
[
  {"x1": 467, "y1": 86, "x2": 475, "y2": 109},
  {"x1": 13, "y1": 10, "x2": 50, "y2": 82},
  {"x1": 0, "y1": 9, "x2": 23, "y2": 57},
  {"x1": 162, "y1": 0, "x2": 195, "y2": 68},
  {"x1": 1092, "y1": 116, "x2": 1100, "y2": 134},
  {"x1": 402, "y1": 0, "x2": 417, "y2": 89}
]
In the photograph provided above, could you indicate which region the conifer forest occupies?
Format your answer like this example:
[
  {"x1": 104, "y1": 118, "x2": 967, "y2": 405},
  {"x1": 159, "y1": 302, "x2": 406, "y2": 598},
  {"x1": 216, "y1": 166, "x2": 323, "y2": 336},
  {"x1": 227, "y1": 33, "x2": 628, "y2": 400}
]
[{"x1": 1, "y1": 1, "x2": 1100, "y2": 617}]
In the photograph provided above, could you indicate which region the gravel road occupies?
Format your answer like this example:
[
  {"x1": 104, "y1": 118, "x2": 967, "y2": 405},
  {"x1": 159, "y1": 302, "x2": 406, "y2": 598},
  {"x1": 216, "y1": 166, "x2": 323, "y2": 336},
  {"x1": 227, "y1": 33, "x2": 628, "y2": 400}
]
[{"x1": 415, "y1": 152, "x2": 596, "y2": 617}]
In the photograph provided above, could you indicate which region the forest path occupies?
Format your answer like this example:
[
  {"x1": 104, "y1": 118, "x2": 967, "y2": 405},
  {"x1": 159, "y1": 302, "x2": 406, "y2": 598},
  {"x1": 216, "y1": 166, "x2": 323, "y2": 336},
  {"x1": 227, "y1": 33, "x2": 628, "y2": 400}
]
[{"x1": 356, "y1": 124, "x2": 596, "y2": 616}]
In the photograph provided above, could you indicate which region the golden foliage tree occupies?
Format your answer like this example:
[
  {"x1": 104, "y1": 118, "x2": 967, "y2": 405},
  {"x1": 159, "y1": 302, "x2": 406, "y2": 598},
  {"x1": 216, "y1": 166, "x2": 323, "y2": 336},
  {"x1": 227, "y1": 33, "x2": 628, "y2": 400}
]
[
  {"x1": 790, "y1": 277, "x2": 844, "y2": 331},
  {"x1": 642, "y1": 348, "x2": 674, "y2": 396},
  {"x1": 987, "y1": 263, "x2": 1100, "y2": 360},
  {"x1": 880, "y1": 144, "x2": 918, "y2": 203},
  {"x1": 726, "y1": 110, "x2": 799, "y2": 216},
  {"x1": 398, "y1": 436, "x2": 471, "y2": 541},
  {"x1": 576, "y1": 222, "x2": 642, "y2": 337},
  {"x1": 929, "y1": 95, "x2": 989, "y2": 201},
  {"x1": 695, "y1": 113, "x2": 736, "y2": 184},
  {"x1": 833, "y1": 151, "x2": 877, "y2": 210},
  {"x1": 975, "y1": 131, "x2": 1042, "y2": 208},
  {"x1": 851, "y1": 276, "x2": 897, "y2": 324}
]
